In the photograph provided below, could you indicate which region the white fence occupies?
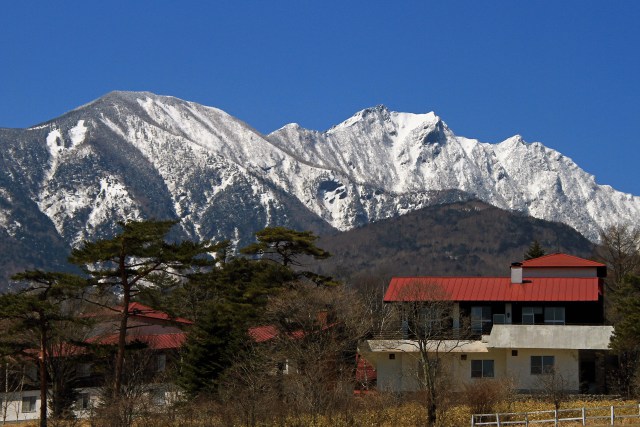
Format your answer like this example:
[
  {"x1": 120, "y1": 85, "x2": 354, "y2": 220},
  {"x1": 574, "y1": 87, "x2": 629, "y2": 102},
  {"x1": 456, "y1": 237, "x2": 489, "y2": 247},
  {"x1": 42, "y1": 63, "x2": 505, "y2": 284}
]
[{"x1": 471, "y1": 403, "x2": 640, "y2": 426}]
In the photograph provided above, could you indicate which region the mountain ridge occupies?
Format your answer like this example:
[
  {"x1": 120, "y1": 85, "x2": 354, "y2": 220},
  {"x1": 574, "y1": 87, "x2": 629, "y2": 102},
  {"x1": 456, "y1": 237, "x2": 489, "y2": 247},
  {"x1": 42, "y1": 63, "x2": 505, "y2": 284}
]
[{"x1": 1, "y1": 91, "x2": 638, "y2": 286}]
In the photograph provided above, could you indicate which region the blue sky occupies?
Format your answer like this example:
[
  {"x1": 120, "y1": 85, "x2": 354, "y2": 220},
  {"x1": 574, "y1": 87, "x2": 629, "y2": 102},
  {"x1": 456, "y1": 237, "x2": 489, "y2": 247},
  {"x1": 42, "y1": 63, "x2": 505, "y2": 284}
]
[{"x1": 1, "y1": 1, "x2": 639, "y2": 195}]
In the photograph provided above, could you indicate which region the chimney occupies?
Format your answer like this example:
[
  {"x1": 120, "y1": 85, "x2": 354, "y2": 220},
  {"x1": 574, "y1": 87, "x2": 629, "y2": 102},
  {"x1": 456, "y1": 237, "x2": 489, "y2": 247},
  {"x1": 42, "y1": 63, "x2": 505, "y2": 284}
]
[{"x1": 511, "y1": 262, "x2": 523, "y2": 284}]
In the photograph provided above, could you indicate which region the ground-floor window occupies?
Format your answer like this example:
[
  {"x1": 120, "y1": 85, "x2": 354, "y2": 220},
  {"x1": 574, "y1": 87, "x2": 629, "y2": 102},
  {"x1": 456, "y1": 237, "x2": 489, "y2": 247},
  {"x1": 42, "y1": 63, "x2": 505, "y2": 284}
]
[
  {"x1": 471, "y1": 359, "x2": 494, "y2": 378},
  {"x1": 77, "y1": 393, "x2": 90, "y2": 410},
  {"x1": 21, "y1": 396, "x2": 36, "y2": 413},
  {"x1": 151, "y1": 389, "x2": 166, "y2": 406},
  {"x1": 531, "y1": 355, "x2": 555, "y2": 374}
]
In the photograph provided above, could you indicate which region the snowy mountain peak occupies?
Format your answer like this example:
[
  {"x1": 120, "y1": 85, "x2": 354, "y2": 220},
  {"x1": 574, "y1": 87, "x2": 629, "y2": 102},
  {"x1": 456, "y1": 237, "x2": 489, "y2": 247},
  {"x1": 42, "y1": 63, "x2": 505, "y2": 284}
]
[{"x1": 1, "y1": 90, "x2": 639, "y2": 254}]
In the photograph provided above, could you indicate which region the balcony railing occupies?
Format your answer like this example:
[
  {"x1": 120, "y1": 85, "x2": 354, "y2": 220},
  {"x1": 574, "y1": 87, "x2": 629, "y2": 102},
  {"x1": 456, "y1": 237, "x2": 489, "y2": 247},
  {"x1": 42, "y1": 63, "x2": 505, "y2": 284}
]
[{"x1": 370, "y1": 322, "x2": 610, "y2": 342}]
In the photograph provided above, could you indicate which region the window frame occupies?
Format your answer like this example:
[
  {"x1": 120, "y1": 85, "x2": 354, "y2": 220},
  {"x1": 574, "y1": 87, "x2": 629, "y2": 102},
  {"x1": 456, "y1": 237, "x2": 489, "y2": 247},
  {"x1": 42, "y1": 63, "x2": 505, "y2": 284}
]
[
  {"x1": 21, "y1": 396, "x2": 37, "y2": 413},
  {"x1": 522, "y1": 306, "x2": 543, "y2": 324},
  {"x1": 77, "y1": 393, "x2": 91, "y2": 410},
  {"x1": 471, "y1": 306, "x2": 492, "y2": 334},
  {"x1": 156, "y1": 354, "x2": 167, "y2": 372},
  {"x1": 544, "y1": 307, "x2": 566, "y2": 325},
  {"x1": 76, "y1": 362, "x2": 92, "y2": 378},
  {"x1": 471, "y1": 359, "x2": 495, "y2": 378},
  {"x1": 530, "y1": 355, "x2": 555, "y2": 375}
]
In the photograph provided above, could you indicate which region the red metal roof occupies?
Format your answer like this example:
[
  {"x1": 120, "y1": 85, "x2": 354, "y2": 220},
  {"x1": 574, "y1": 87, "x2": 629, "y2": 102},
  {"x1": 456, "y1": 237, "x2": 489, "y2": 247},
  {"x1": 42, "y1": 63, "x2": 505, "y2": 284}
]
[
  {"x1": 113, "y1": 302, "x2": 193, "y2": 325},
  {"x1": 248, "y1": 321, "x2": 336, "y2": 343},
  {"x1": 248, "y1": 325, "x2": 279, "y2": 343},
  {"x1": 355, "y1": 353, "x2": 376, "y2": 383},
  {"x1": 521, "y1": 253, "x2": 605, "y2": 268},
  {"x1": 88, "y1": 332, "x2": 187, "y2": 350},
  {"x1": 384, "y1": 276, "x2": 601, "y2": 302}
]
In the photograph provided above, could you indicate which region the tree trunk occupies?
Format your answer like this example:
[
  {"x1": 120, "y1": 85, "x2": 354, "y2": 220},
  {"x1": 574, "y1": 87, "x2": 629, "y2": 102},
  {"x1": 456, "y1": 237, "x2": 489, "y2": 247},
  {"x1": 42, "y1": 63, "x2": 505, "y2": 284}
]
[
  {"x1": 39, "y1": 317, "x2": 47, "y2": 427},
  {"x1": 427, "y1": 402, "x2": 437, "y2": 427},
  {"x1": 114, "y1": 250, "x2": 130, "y2": 397},
  {"x1": 114, "y1": 283, "x2": 130, "y2": 397}
]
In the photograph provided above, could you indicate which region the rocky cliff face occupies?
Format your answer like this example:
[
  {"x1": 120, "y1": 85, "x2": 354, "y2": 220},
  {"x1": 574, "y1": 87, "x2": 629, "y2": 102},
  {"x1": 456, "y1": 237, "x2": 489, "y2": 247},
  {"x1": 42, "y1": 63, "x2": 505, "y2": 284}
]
[{"x1": 0, "y1": 91, "x2": 637, "y2": 285}]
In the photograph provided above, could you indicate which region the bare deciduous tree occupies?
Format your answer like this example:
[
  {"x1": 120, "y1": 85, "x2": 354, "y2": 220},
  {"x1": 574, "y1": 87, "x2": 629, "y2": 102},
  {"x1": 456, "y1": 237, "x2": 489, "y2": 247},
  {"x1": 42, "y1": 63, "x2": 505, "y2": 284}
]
[
  {"x1": 597, "y1": 224, "x2": 640, "y2": 291},
  {"x1": 385, "y1": 280, "x2": 471, "y2": 427},
  {"x1": 227, "y1": 283, "x2": 372, "y2": 425}
]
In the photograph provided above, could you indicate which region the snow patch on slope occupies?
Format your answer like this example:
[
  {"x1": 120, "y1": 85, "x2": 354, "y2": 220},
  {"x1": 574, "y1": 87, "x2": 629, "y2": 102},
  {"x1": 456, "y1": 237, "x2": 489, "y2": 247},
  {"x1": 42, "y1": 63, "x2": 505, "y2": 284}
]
[
  {"x1": 21, "y1": 92, "x2": 640, "y2": 244},
  {"x1": 77, "y1": 177, "x2": 141, "y2": 244}
]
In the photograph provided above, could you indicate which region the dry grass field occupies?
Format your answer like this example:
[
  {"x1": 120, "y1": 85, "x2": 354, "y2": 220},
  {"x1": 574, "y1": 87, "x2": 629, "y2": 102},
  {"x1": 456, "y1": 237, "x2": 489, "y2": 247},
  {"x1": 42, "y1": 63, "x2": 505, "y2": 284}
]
[{"x1": 7, "y1": 397, "x2": 640, "y2": 427}]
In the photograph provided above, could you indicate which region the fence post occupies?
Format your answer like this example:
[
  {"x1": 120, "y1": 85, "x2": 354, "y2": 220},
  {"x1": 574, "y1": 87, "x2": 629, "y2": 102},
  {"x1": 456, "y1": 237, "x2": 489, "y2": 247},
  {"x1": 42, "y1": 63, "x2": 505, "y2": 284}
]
[
  {"x1": 496, "y1": 412, "x2": 500, "y2": 427},
  {"x1": 581, "y1": 406, "x2": 586, "y2": 426},
  {"x1": 525, "y1": 412, "x2": 529, "y2": 427},
  {"x1": 611, "y1": 405, "x2": 614, "y2": 425},
  {"x1": 554, "y1": 409, "x2": 558, "y2": 427},
  {"x1": 471, "y1": 415, "x2": 475, "y2": 427}
]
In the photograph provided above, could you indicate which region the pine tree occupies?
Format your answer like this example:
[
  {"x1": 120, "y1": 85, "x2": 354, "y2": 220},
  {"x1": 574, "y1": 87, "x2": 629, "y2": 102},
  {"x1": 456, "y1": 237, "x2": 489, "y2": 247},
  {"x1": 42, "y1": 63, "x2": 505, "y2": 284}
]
[
  {"x1": 177, "y1": 258, "x2": 292, "y2": 396},
  {"x1": 241, "y1": 226, "x2": 330, "y2": 267},
  {"x1": 609, "y1": 274, "x2": 640, "y2": 396},
  {"x1": 524, "y1": 240, "x2": 546, "y2": 260},
  {"x1": 68, "y1": 219, "x2": 214, "y2": 397},
  {"x1": 0, "y1": 271, "x2": 85, "y2": 427}
]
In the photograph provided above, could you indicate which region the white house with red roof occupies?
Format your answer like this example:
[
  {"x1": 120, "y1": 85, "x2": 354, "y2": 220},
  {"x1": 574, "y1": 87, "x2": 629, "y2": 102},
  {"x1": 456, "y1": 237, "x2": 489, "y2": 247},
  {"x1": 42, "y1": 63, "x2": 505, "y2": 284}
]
[
  {"x1": 0, "y1": 303, "x2": 190, "y2": 422},
  {"x1": 359, "y1": 253, "x2": 614, "y2": 394}
]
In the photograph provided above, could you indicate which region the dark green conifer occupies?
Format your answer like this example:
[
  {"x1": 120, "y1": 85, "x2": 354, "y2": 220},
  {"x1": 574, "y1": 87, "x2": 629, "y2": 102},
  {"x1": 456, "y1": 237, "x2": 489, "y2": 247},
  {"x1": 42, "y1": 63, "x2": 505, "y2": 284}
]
[
  {"x1": 524, "y1": 240, "x2": 546, "y2": 260},
  {"x1": 241, "y1": 226, "x2": 330, "y2": 267},
  {"x1": 68, "y1": 219, "x2": 214, "y2": 397},
  {"x1": 177, "y1": 258, "x2": 292, "y2": 396},
  {"x1": 609, "y1": 274, "x2": 640, "y2": 396},
  {"x1": 0, "y1": 271, "x2": 85, "y2": 427}
]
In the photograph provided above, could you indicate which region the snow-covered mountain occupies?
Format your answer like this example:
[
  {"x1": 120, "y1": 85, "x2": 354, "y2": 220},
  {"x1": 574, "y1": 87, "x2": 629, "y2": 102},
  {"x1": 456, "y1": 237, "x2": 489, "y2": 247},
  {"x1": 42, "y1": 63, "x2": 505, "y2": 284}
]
[
  {"x1": 268, "y1": 105, "x2": 640, "y2": 240},
  {"x1": 0, "y1": 91, "x2": 638, "y2": 281}
]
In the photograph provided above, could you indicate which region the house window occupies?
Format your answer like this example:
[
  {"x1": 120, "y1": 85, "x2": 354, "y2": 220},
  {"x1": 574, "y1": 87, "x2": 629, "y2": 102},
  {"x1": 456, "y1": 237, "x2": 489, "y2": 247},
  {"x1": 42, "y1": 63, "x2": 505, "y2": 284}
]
[
  {"x1": 77, "y1": 363, "x2": 92, "y2": 378},
  {"x1": 25, "y1": 364, "x2": 37, "y2": 382},
  {"x1": 77, "y1": 393, "x2": 91, "y2": 410},
  {"x1": 471, "y1": 306, "x2": 492, "y2": 334},
  {"x1": 156, "y1": 354, "x2": 166, "y2": 372},
  {"x1": 389, "y1": 353, "x2": 395, "y2": 360},
  {"x1": 151, "y1": 389, "x2": 165, "y2": 406},
  {"x1": 22, "y1": 396, "x2": 37, "y2": 413},
  {"x1": 522, "y1": 307, "x2": 542, "y2": 324},
  {"x1": 531, "y1": 356, "x2": 555, "y2": 375},
  {"x1": 471, "y1": 360, "x2": 494, "y2": 378},
  {"x1": 544, "y1": 307, "x2": 565, "y2": 325},
  {"x1": 419, "y1": 306, "x2": 444, "y2": 335}
]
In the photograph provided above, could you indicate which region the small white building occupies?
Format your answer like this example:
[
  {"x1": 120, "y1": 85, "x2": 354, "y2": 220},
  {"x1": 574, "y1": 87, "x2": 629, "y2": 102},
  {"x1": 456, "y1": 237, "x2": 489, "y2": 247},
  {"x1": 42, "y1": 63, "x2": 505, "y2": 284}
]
[
  {"x1": 0, "y1": 302, "x2": 189, "y2": 423},
  {"x1": 360, "y1": 253, "x2": 614, "y2": 393}
]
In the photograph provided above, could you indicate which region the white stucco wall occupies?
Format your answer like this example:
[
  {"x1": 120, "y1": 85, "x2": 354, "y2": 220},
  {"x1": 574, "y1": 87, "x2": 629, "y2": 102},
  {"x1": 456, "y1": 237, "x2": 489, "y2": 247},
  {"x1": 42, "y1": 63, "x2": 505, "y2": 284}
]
[
  {"x1": 487, "y1": 325, "x2": 613, "y2": 350},
  {"x1": 0, "y1": 389, "x2": 41, "y2": 423},
  {"x1": 363, "y1": 341, "x2": 583, "y2": 393},
  {"x1": 504, "y1": 348, "x2": 580, "y2": 391}
]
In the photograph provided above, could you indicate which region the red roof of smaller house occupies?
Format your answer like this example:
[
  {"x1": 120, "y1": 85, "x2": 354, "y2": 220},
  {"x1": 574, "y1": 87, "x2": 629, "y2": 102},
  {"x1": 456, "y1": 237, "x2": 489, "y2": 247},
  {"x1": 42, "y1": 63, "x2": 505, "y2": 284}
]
[
  {"x1": 355, "y1": 353, "x2": 377, "y2": 383},
  {"x1": 385, "y1": 276, "x2": 601, "y2": 302},
  {"x1": 248, "y1": 325, "x2": 279, "y2": 343},
  {"x1": 522, "y1": 253, "x2": 605, "y2": 268},
  {"x1": 88, "y1": 332, "x2": 187, "y2": 350},
  {"x1": 248, "y1": 320, "x2": 336, "y2": 343},
  {"x1": 114, "y1": 302, "x2": 193, "y2": 325}
]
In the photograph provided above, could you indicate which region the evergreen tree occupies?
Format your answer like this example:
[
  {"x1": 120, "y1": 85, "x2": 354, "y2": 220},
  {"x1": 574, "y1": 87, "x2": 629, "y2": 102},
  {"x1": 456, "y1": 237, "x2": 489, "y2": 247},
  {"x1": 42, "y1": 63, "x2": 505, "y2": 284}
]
[
  {"x1": 68, "y1": 219, "x2": 214, "y2": 397},
  {"x1": 176, "y1": 227, "x2": 334, "y2": 396},
  {"x1": 177, "y1": 258, "x2": 292, "y2": 396},
  {"x1": 241, "y1": 226, "x2": 330, "y2": 267},
  {"x1": 0, "y1": 271, "x2": 85, "y2": 427},
  {"x1": 609, "y1": 274, "x2": 640, "y2": 396},
  {"x1": 524, "y1": 240, "x2": 546, "y2": 260}
]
